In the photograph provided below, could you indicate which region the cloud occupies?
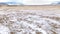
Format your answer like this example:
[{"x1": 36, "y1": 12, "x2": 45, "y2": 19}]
[
  {"x1": 0, "y1": 0, "x2": 9, "y2": 2},
  {"x1": 23, "y1": 0, "x2": 60, "y2": 5},
  {"x1": 0, "y1": 0, "x2": 60, "y2": 5}
]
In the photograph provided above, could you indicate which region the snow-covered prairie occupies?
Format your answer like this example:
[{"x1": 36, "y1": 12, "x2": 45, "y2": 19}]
[{"x1": 0, "y1": 10, "x2": 60, "y2": 34}]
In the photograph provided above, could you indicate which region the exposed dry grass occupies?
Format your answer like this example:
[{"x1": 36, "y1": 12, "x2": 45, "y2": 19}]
[{"x1": 0, "y1": 5, "x2": 60, "y2": 34}]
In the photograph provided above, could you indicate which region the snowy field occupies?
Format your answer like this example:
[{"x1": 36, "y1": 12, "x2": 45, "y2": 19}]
[{"x1": 0, "y1": 10, "x2": 60, "y2": 34}]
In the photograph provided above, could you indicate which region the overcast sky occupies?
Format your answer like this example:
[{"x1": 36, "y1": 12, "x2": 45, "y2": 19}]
[{"x1": 0, "y1": 0, "x2": 60, "y2": 5}]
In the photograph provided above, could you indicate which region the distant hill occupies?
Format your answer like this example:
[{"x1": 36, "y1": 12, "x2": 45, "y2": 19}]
[
  {"x1": 51, "y1": 1, "x2": 60, "y2": 5},
  {"x1": 0, "y1": 2, "x2": 23, "y2": 5}
]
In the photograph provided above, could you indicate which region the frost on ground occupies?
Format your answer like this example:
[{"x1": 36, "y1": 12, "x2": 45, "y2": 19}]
[{"x1": 0, "y1": 10, "x2": 60, "y2": 34}]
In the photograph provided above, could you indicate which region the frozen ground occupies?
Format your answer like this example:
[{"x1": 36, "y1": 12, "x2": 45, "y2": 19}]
[{"x1": 0, "y1": 10, "x2": 60, "y2": 34}]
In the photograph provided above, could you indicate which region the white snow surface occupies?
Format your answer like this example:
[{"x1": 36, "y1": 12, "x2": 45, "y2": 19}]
[
  {"x1": 0, "y1": 24, "x2": 10, "y2": 34},
  {"x1": 0, "y1": 10, "x2": 60, "y2": 34}
]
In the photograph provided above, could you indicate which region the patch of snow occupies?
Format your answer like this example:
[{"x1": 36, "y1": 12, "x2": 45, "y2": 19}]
[
  {"x1": 0, "y1": 24, "x2": 10, "y2": 34},
  {"x1": 0, "y1": 10, "x2": 60, "y2": 34}
]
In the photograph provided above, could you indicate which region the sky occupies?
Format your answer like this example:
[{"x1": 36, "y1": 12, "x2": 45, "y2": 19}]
[{"x1": 0, "y1": 0, "x2": 60, "y2": 5}]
